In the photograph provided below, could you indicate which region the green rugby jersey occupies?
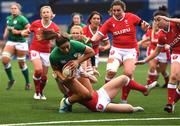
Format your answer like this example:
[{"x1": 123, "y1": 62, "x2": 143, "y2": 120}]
[
  {"x1": 6, "y1": 15, "x2": 29, "y2": 42},
  {"x1": 50, "y1": 40, "x2": 86, "y2": 70}
]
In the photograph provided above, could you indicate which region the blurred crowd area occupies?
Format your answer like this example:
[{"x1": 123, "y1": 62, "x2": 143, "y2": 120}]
[{"x1": 0, "y1": 0, "x2": 179, "y2": 59}]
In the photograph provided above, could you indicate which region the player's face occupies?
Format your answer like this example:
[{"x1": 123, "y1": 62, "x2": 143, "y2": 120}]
[
  {"x1": 59, "y1": 42, "x2": 70, "y2": 54},
  {"x1": 11, "y1": 5, "x2": 20, "y2": 16},
  {"x1": 112, "y1": 5, "x2": 124, "y2": 19},
  {"x1": 73, "y1": 15, "x2": 81, "y2": 25},
  {"x1": 90, "y1": 14, "x2": 101, "y2": 27},
  {"x1": 71, "y1": 28, "x2": 82, "y2": 41},
  {"x1": 41, "y1": 8, "x2": 52, "y2": 21},
  {"x1": 154, "y1": 16, "x2": 168, "y2": 29}
]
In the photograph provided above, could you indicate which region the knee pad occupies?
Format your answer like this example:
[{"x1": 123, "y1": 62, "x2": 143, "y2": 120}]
[
  {"x1": 106, "y1": 58, "x2": 120, "y2": 73},
  {"x1": 2, "y1": 51, "x2": 12, "y2": 59},
  {"x1": 17, "y1": 56, "x2": 26, "y2": 62}
]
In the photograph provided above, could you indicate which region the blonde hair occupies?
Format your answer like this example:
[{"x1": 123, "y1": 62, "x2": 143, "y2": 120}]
[
  {"x1": 70, "y1": 25, "x2": 83, "y2": 34},
  {"x1": 40, "y1": 6, "x2": 53, "y2": 17},
  {"x1": 11, "y1": 2, "x2": 22, "y2": 15}
]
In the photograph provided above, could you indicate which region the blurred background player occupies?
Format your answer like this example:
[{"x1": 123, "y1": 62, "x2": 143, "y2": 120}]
[
  {"x1": 2, "y1": 2, "x2": 31, "y2": 90},
  {"x1": 83, "y1": 11, "x2": 110, "y2": 76},
  {"x1": 138, "y1": 6, "x2": 170, "y2": 88},
  {"x1": 136, "y1": 16, "x2": 180, "y2": 113},
  {"x1": 70, "y1": 25, "x2": 98, "y2": 83},
  {"x1": 91, "y1": 0, "x2": 150, "y2": 103},
  {"x1": 22, "y1": 6, "x2": 60, "y2": 100},
  {"x1": 67, "y1": 12, "x2": 86, "y2": 34}
]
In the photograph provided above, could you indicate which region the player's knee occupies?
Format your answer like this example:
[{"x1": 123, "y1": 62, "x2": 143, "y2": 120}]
[
  {"x1": 2, "y1": 56, "x2": 11, "y2": 65},
  {"x1": 170, "y1": 74, "x2": 177, "y2": 82},
  {"x1": 80, "y1": 91, "x2": 92, "y2": 100},
  {"x1": 106, "y1": 70, "x2": 116, "y2": 79},
  {"x1": 124, "y1": 71, "x2": 133, "y2": 78},
  {"x1": 121, "y1": 75, "x2": 130, "y2": 86},
  {"x1": 34, "y1": 69, "x2": 43, "y2": 78}
]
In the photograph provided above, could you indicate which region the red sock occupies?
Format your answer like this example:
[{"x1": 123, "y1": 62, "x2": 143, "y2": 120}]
[
  {"x1": 33, "y1": 73, "x2": 41, "y2": 94},
  {"x1": 33, "y1": 79, "x2": 41, "y2": 94},
  {"x1": 167, "y1": 84, "x2": 176, "y2": 104},
  {"x1": 121, "y1": 86, "x2": 131, "y2": 101},
  {"x1": 174, "y1": 89, "x2": 180, "y2": 103},
  {"x1": 128, "y1": 80, "x2": 147, "y2": 93},
  {"x1": 40, "y1": 76, "x2": 47, "y2": 94},
  {"x1": 147, "y1": 74, "x2": 157, "y2": 85}
]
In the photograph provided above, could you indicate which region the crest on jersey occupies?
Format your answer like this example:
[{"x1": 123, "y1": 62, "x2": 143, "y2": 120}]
[
  {"x1": 60, "y1": 60, "x2": 66, "y2": 64},
  {"x1": 13, "y1": 20, "x2": 17, "y2": 24},
  {"x1": 112, "y1": 24, "x2": 115, "y2": 27},
  {"x1": 172, "y1": 55, "x2": 178, "y2": 60},
  {"x1": 74, "y1": 53, "x2": 78, "y2": 58}
]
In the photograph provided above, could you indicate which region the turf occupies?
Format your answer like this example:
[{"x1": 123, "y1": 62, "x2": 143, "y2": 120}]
[{"x1": 0, "y1": 61, "x2": 179, "y2": 125}]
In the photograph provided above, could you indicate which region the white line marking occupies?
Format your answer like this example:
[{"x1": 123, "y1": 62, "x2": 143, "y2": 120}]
[{"x1": 1, "y1": 117, "x2": 180, "y2": 126}]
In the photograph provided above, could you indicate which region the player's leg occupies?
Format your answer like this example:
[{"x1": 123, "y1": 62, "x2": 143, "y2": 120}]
[
  {"x1": 164, "y1": 56, "x2": 180, "y2": 113},
  {"x1": 105, "y1": 47, "x2": 121, "y2": 83},
  {"x1": 59, "y1": 78, "x2": 92, "y2": 113},
  {"x1": 103, "y1": 75, "x2": 129, "y2": 99},
  {"x1": 147, "y1": 59, "x2": 159, "y2": 85},
  {"x1": 16, "y1": 43, "x2": 31, "y2": 90},
  {"x1": 30, "y1": 50, "x2": 43, "y2": 99},
  {"x1": 159, "y1": 62, "x2": 169, "y2": 88},
  {"x1": 105, "y1": 103, "x2": 144, "y2": 113},
  {"x1": 2, "y1": 42, "x2": 15, "y2": 90}
]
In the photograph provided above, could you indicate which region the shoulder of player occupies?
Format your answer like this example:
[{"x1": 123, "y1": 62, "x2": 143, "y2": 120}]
[{"x1": 31, "y1": 19, "x2": 41, "y2": 25}]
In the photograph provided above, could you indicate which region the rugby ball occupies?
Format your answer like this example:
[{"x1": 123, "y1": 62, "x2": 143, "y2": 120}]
[{"x1": 62, "y1": 66, "x2": 75, "y2": 78}]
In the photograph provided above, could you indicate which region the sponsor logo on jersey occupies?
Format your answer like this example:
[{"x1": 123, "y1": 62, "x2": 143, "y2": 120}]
[
  {"x1": 113, "y1": 28, "x2": 130, "y2": 36},
  {"x1": 60, "y1": 60, "x2": 66, "y2": 64}
]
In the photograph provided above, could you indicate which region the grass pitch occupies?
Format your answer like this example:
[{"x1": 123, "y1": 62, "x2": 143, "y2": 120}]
[{"x1": 0, "y1": 61, "x2": 179, "y2": 125}]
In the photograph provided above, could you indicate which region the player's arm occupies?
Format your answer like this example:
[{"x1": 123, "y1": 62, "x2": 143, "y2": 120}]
[
  {"x1": 140, "y1": 20, "x2": 150, "y2": 32},
  {"x1": 78, "y1": 46, "x2": 95, "y2": 64},
  {"x1": 3, "y1": 27, "x2": 9, "y2": 40},
  {"x1": 67, "y1": 45, "x2": 95, "y2": 70},
  {"x1": 155, "y1": 16, "x2": 180, "y2": 23},
  {"x1": 91, "y1": 31, "x2": 104, "y2": 42},
  {"x1": 99, "y1": 39, "x2": 111, "y2": 52},
  {"x1": 138, "y1": 37, "x2": 150, "y2": 47},
  {"x1": 136, "y1": 46, "x2": 162, "y2": 65}
]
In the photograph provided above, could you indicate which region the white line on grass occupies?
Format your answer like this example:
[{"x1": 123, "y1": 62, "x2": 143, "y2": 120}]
[{"x1": 1, "y1": 117, "x2": 180, "y2": 126}]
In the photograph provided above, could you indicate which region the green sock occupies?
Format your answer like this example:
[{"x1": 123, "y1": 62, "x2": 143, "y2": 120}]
[
  {"x1": 22, "y1": 68, "x2": 30, "y2": 84},
  {"x1": 5, "y1": 67, "x2": 14, "y2": 81}
]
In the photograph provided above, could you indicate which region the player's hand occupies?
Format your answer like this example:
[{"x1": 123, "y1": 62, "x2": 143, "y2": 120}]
[
  {"x1": 141, "y1": 21, "x2": 150, "y2": 31},
  {"x1": 65, "y1": 60, "x2": 78, "y2": 71},
  {"x1": 21, "y1": 30, "x2": 30, "y2": 37},
  {"x1": 135, "y1": 60, "x2": 146, "y2": 65}
]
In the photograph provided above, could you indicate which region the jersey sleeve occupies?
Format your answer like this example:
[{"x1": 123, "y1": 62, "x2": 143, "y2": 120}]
[
  {"x1": 98, "y1": 20, "x2": 110, "y2": 36},
  {"x1": 70, "y1": 40, "x2": 86, "y2": 54},
  {"x1": 53, "y1": 23, "x2": 60, "y2": 32},
  {"x1": 130, "y1": 13, "x2": 141, "y2": 25},
  {"x1": 29, "y1": 21, "x2": 36, "y2": 32},
  {"x1": 21, "y1": 16, "x2": 29, "y2": 26}
]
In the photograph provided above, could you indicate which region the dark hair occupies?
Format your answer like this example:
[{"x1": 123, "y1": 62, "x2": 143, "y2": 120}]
[
  {"x1": 87, "y1": 11, "x2": 102, "y2": 24},
  {"x1": 153, "y1": 5, "x2": 168, "y2": 17},
  {"x1": 68, "y1": 12, "x2": 83, "y2": 32},
  {"x1": 111, "y1": 0, "x2": 126, "y2": 11},
  {"x1": 55, "y1": 34, "x2": 70, "y2": 47}
]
